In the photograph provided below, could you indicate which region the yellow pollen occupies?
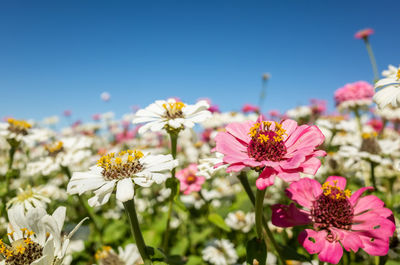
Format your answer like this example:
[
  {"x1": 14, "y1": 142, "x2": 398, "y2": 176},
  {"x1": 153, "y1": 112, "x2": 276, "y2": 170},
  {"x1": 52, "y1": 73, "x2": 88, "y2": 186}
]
[
  {"x1": 0, "y1": 245, "x2": 5, "y2": 253},
  {"x1": 362, "y1": 132, "x2": 377, "y2": 139},
  {"x1": 95, "y1": 245, "x2": 112, "y2": 260},
  {"x1": 321, "y1": 181, "x2": 352, "y2": 200},
  {"x1": 45, "y1": 141, "x2": 63, "y2": 154},
  {"x1": 162, "y1": 102, "x2": 186, "y2": 111},
  {"x1": 24, "y1": 238, "x2": 33, "y2": 245},
  {"x1": 7, "y1": 231, "x2": 14, "y2": 237},
  {"x1": 14, "y1": 245, "x2": 25, "y2": 254},
  {"x1": 97, "y1": 150, "x2": 144, "y2": 171},
  {"x1": 248, "y1": 121, "x2": 287, "y2": 143},
  {"x1": 7, "y1": 118, "x2": 32, "y2": 129},
  {"x1": 397, "y1": 69, "x2": 400, "y2": 80},
  {"x1": 5, "y1": 249, "x2": 13, "y2": 257}
]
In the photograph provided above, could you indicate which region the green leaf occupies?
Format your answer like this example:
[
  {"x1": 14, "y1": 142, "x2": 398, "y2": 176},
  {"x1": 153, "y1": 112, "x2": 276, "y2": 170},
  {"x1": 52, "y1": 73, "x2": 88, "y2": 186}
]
[
  {"x1": 279, "y1": 245, "x2": 309, "y2": 262},
  {"x1": 186, "y1": 255, "x2": 203, "y2": 265},
  {"x1": 170, "y1": 236, "x2": 189, "y2": 256},
  {"x1": 190, "y1": 227, "x2": 213, "y2": 246},
  {"x1": 208, "y1": 213, "x2": 231, "y2": 232},
  {"x1": 246, "y1": 237, "x2": 267, "y2": 265},
  {"x1": 102, "y1": 220, "x2": 128, "y2": 243},
  {"x1": 166, "y1": 178, "x2": 180, "y2": 200}
]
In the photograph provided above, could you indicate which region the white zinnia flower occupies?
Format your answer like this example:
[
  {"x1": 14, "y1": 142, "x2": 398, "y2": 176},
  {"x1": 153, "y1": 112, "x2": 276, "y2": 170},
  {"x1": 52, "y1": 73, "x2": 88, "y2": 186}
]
[
  {"x1": 0, "y1": 205, "x2": 85, "y2": 265},
  {"x1": 95, "y1": 244, "x2": 142, "y2": 265},
  {"x1": 67, "y1": 149, "x2": 178, "y2": 207},
  {"x1": 7, "y1": 186, "x2": 51, "y2": 211},
  {"x1": 374, "y1": 66, "x2": 400, "y2": 108},
  {"x1": 202, "y1": 239, "x2": 238, "y2": 265},
  {"x1": 133, "y1": 98, "x2": 211, "y2": 134},
  {"x1": 225, "y1": 211, "x2": 255, "y2": 233}
]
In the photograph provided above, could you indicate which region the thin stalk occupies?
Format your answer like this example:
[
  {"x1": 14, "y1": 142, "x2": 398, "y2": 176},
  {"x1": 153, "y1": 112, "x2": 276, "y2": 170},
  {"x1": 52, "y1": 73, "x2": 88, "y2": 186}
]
[
  {"x1": 353, "y1": 108, "x2": 363, "y2": 135},
  {"x1": 370, "y1": 161, "x2": 377, "y2": 191},
  {"x1": 255, "y1": 189, "x2": 266, "y2": 239},
  {"x1": 364, "y1": 38, "x2": 379, "y2": 82},
  {"x1": 258, "y1": 78, "x2": 268, "y2": 112},
  {"x1": 123, "y1": 199, "x2": 152, "y2": 264},
  {"x1": 162, "y1": 131, "x2": 179, "y2": 253},
  {"x1": 237, "y1": 173, "x2": 287, "y2": 265}
]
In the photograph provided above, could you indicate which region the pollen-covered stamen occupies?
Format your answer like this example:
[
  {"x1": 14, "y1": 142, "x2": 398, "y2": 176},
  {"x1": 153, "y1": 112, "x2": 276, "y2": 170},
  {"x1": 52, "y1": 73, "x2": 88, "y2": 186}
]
[
  {"x1": 397, "y1": 69, "x2": 400, "y2": 80},
  {"x1": 7, "y1": 118, "x2": 31, "y2": 136},
  {"x1": 95, "y1": 246, "x2": 125, "y2": 265},
  {"x1": 360, "y1": 132, "x2": 381, "y2": 154},
  {"x1": 0, "y1": 229, "x2": 43, "y2": 265},
  {"x1": 311, "y1": 181, "x2": 353, "y2": 230},
  {"x1": 185, "y1": 175, "x2": 197, "y2": 184},
  {"x1": 97, "y1": 150, "x2": 144, "y2": 181},
  {"x1": 247, "y1": 121, "x2": 287, "y2": 162},
  {"x1": 45, "y1": 141, "x2": 64, "y2": 157},
  {"x1": 162, "y1": 102, "x2": 185, "y2": 119}
]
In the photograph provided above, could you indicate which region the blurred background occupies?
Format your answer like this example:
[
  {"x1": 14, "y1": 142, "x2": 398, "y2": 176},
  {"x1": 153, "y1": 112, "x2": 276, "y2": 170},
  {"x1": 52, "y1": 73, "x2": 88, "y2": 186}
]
[{"x1": 1, "y1": 0, "x2": 399, "y2": 124}]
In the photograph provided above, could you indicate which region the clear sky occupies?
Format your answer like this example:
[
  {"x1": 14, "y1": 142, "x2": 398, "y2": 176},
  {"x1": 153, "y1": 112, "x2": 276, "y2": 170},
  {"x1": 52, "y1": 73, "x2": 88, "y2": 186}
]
[{"x1": 1, "y1": 0, "x2": 399, "y2": 122}]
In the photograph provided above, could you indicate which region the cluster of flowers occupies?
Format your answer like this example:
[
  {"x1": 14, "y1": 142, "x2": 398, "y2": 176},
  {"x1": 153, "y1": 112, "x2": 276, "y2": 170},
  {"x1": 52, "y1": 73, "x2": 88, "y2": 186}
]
[{"x1": 1, "y1": 61, "x2": 400, "y2": 264}]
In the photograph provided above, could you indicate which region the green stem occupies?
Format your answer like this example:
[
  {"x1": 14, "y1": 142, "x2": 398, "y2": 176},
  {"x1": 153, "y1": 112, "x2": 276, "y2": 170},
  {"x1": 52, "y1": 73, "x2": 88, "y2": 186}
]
[
  {"x1": 123, "y1": 199, "x2": 152, "y2": 264},
  {"x1": 162, "y1": 131, "x2": 179, "y2": 254},
  {"x1": 370, "y1": 161, "x2": 377, "y2": 191},
  {"x1": 364, "y1": 38, "x2": 379, "y2": 82},
  {"x1": 61, "y1": 166, "x2": 103, "y2": 243},
  {"x1": 258, "y1": 78, "x2": 268, "y2": 112},
  {"x1": 353, "y1": 108, "x2": 363, "y2": 135},
  {"x1": 237, "y1": 173, "x2": 287, "y2": 265},
  {"x1": 255, "y1": 189, "x2": 266, "y2": 239}
]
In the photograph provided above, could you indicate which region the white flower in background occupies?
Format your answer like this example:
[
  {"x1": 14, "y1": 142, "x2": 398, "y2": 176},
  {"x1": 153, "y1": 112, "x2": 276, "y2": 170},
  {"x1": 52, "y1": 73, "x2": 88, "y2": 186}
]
[
  {"x1": 382, "y1": 64, "x2": 400, "y2": 77},
  {"x1": 7, "y1": 186, "x2": 51, "y2": 211},
  {"x1": 42, "y1": 116, "x2": 60, "y2": 126},
  {"x1": 374, "y1": 66, "x2": 400, "y2": 108},
  {"x1": 67, "y1": 149, "x2": 178, "y2": 207},
  {"x1": 100, "y1": 92, "x2": 111, "y2": 102},
  {"x1": 375, "y1": 105, "x2": 400, "y2": 120},
  {"x1": 95, "y1": 244, "x2": 142, "y2": 265},
  {"x1": 0, "y1": 206, "x2": 86, "y2": 265},
  {"x1": 133, "y1": 98, "x2": 211, "y2": 134},
  {"x1": 201, "y1": 112, "x2": 258, "y2": 129},
  {"x1": 202, "y1": 239, "x2": 238, "y2": 265},
  {"x1": 286, "y1": 105, "x2": 312, "y2": 120},
  {"x1": 225, "y1": 211, "x2": 255, "y2": 233},
  {"x1": 0, "y1": 118, "x2": 32, "y2": 142},
  {"x1": 196, "y1": 152, "x2": 226, "y2": 179}
]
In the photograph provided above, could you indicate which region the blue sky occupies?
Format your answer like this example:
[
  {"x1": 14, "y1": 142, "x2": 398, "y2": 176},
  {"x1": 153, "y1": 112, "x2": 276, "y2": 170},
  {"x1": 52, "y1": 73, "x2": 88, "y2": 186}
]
[{"x1": 1, "y1": 0, "x2": 399, "y2": 122}]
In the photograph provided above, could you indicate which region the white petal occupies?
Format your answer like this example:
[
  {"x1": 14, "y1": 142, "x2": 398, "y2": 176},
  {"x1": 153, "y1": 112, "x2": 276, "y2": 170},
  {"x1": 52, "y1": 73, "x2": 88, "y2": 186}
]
[{"x1": 116, "y1": 178, "x2": 135, "y2": 202}]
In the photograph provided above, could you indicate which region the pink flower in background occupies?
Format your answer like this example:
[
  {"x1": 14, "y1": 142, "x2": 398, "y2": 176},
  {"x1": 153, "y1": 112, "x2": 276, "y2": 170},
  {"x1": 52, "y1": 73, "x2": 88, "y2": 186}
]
[
  {"x1": 199, "y1": 98, "x2": 220, "y2": 113},
  {"x1": 367, "y1": 118, "x2": 383, "y2": 133},
  {"x1": 271, "y1": 176, "x2": 395, "y2": 264},
  {"x1": 334, "y1": 81, "x2": 374, "y2": 108},
  {"x1": 268, "y1": 109, "x2": 280, "y2": 118},
  {"x1": 242, "y1": 104, "x2": 259, "y2": 113},
  {"x1": 92, "y1": 113, "x2": 101, "y2": 121},
  {"x1": 355, "y1": 28, "x2": 374, "y2": 39},
  {"x1": 214, "y1": 118, "x2": 325, "y2": 190},
  {"x1": 63, "y1": 110, "x2": 72, "y2": 117},
  {"x1": 176, "y1": 164, "x2": 205, "y2": 195},
  {"x1": 310, "y1": 99, "x2": 327, "y2": 115}
]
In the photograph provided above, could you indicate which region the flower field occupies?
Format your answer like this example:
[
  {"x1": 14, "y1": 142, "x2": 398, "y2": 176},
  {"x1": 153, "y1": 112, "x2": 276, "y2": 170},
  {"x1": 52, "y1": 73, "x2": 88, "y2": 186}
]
[{"x1": 1, "y1": 29, "x2": 400, "y2": 265}]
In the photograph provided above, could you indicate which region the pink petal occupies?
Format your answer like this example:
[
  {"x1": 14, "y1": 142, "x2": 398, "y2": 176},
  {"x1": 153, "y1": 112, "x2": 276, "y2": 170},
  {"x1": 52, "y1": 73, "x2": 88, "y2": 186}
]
[
  {"x1": 226, "y1": 163, "x2": 247, "y2": 172},
  {"x1": 334, "y1": 229, "x2": 363, "y2": 252},
  {"x1": 277, "y1": 170, "x2": 300, "y2": 183},
  {"x1": 286, "y1": 125, "x2": 325, "y2": 154},
  {"x1": 280, "y1": 153, "x2": 306, "y2": 169},
  {"x1": 353, "y1": 195, "x2": 384, "y2": 215},
  {"x1": 271, "y1": 203, "x2": 311, "y2": 227},
  {"x1": 225, "y1": 121, "x2": 253, "y2": 143},
  {"x1": 325, "y1": 176, "x2": 347, "y2": 190},
  {"x1": 281, "y1": 119, "x2": 298, "y2": 140},
  {"x1": 318, "y1": 239, "x2": 343, "y2": 265},
  {"x1": 356, "y1": 234, "x2": 390, "y2": 256},
  {"x1": 215, "y1": 132, "x2": 247, "y2": 159},
  {"x1": 298, "y1": 229, "x2": 326, "y2": 254},
  {"x1": 300, "y1": 157, "x2": 322, "y2": 175},
  {"x1": 285, "y1": 178, "x2": 322, "y2": 208},
  {"x1": 256, "y1": 167, "x2": 276, "y2": 190},
  {"x1": 349, "y1": 186, "x2": 374, "y2": 206}
]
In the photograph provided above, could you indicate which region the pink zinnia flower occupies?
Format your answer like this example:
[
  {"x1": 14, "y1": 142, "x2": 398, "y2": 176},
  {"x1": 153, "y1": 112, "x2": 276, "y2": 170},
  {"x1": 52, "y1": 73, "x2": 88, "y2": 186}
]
[
  {"x1": 355, "y1": 28, "x2": 374, "y2": 39},
  {"x1": 242, "y1": 104, "x2": 259, "y2": 114},
  {"x1": 214, "y1": 119, "x2": 326, "y2": 190},
  {"x1": 176, "y1": 164, "x2": 206, "y2": 195},
  {"x1": 334, "y1": 81, "x2": 374, "y2": 108},
  {"x1": 367, "y1": 118, "x2": 383, "y2": 133},
  {"x1": 271, "y1": 176, "x2": 395, "y2": 264}
]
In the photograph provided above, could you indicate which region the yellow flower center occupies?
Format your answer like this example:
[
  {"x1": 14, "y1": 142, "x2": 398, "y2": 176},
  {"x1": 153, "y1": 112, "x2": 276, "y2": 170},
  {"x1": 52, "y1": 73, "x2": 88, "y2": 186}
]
[
  {"x1": 7, "y1": 118, "x2": 31, "y2": 136},
  {"x1": 45, "y1": 141, "x2": 64, "y2": 157},
  {"x1": 97, "y1": 150, "x2": 144, "y2": 180},
  {"x1": 397, "y1": 69, "x2": 400, "y2": 80},
  {"x1": 162, "y1": 101, "x2": 186, "y2": 119},
  {"x1": 321, "y1": 180, "x2": 351, "y2": 200},
  {"x1": 95, "y1": 246, "x2": 125, "y2": 265},
  {"x1": 361, "y1": 131, "x2": 377, "y2": 139}
]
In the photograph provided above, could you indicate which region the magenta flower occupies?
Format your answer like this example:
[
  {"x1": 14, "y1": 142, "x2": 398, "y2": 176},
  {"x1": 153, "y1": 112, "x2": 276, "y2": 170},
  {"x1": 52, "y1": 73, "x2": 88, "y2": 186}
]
[
  {"x1": 241, "y1": 104, "x2": 259, "y2": 113},
  {"x1": 214, "y1": 119, "x2": 326, "y2": 190},
  {"x1": 355, "y1": 28, "x2": 374, "y2": 39},
  {"x1": 176, "y1": 164, "x2": 206, "y2": 195},
  {"x1": 334, "y1": 81, "x2": 374, "y2": 109},
  {"x1": 271, "y1": 176, "x2": 395, "y2": 264}
]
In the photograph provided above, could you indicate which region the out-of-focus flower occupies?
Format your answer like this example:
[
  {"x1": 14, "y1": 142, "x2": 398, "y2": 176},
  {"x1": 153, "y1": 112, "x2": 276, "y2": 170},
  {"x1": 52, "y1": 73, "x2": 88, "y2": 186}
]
[
  {"x1": 354, "y1": 28, "x2": 374, "y2": 39},
  {"x1": 176, "y1": 163, "x2": 206, "y2": 195},
  {"x1": 95, "y1": 244, "x2": 142, "y2": 265},
  {"x1": 7, "y1": 186, "x2": 51, "y2": 211},
  {"x1": 67, "y1": 149, "x2": 178, "y2": 207},
  {"x1": 100, "y1": 92, "x2": 111, "y2": 102},
  {"x1": 2, "y1": 206, "x2": 86, "y2": 265},
  {"x1": 202, "y1": 239, "x2": 238, "y2": 265},
  {"x1": 0, "y1": 118, "x2": 32, "y2": 142},
  {"x1": 367, "y1": 118, "x2": 383, "y2": 133},
  {"x1": 334, "y1": 81, "x2": 374, "y2": 110},
  {"x1": 286, "y1": 106, "x2": 312, "y2": 120},
  {"x1": 42, "y1": 116, "x2": 59, "y2": 126},
  {"x1": 92, "y1": 113, "x2": 101, "y2": 121},
  {"x1": 225, "y1": 210, "x2": 255, "y2": 233},
  {"x1": 272, "y1": 176, "x2": 396, "y2": 264},
  {"x1": 63, "y1": 110, "x2": 72, "y2": 117},
  {"x1": 132, "y1": 98, "x2": 211, "y2": 134},
  {"x1": 214, "y1": 119, "x2": 326, "y2": 190},
  {"x1": 382, "y1": 64, "x2": 400, "y2": 77},
  {"x1": 241, "y1": 104, "x2": 259, "y2": 114},
  {"x1": 310, "y1": 99, "x2": 327, "y2": 115},
  {"x1": 374, "y1": 66, "x2": 400, "y2": 109}
]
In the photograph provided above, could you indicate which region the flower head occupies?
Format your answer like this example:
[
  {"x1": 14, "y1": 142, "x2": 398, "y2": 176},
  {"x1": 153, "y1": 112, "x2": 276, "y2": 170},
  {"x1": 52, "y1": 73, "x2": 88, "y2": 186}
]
[
  {"x1": 67, "y1": 149, "x2": 178, "y2": 206},
  {"x1": 334, "y1": 81, "x2": 374, "y2": 109},
  {"x1": 132, "y1": 98, "x2": 211, "y2": 134},
  {"x1": 354, "y1": 28, "x2": 374, "y2": 39},
  {"x1": 214, "y1": 119, "x2": 325, "y2": 189},
  {"x1": 271, "y1": 176, "x2": 396, "y2": 264},
  {"x1": 95, "y1": 244, "x2": 142, "y2": 265},
  {"x1": 202, "y1": 239, "x2": 238, "y2": 265},
  {"x1": 176, "y1": 164, "x2": 206, "y2": 195},
  {"x1": 374, "y1": 66, "x2": 400, "y2": 109}
]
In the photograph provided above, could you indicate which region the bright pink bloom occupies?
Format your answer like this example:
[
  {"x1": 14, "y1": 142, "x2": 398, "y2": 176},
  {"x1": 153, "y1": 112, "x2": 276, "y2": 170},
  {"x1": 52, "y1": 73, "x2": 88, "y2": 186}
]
[
  {"x1": 272, "y1": 176, "x2": 395, "y2": 264},
  {"x1": 334, "y1": 81, "x2": 374, "y2": 107},
  {"x1": 310, "y1": 99, "x2": 327, "y2": 115},
  {"x1": 367, "y1": 118, "x2": 384, "y2": 133},
  {"x1": 242, "y1": 104, "x2": 259, "y2": 113},
  {"x1": 176, "y1": 164, "x2": 206, "y2": 195},
  {"x1": 214, "y1": 118, "x2": 326, "y2": 190},
  {"x1": 355, "y1": 28, "x2": 374, "y2": 39},
  {"x1": 268, "y1": 110, "x2": 280, "y2": 118},
  {"x1": 92, "y1": 113, "x2": 101, "y2": 121}
]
